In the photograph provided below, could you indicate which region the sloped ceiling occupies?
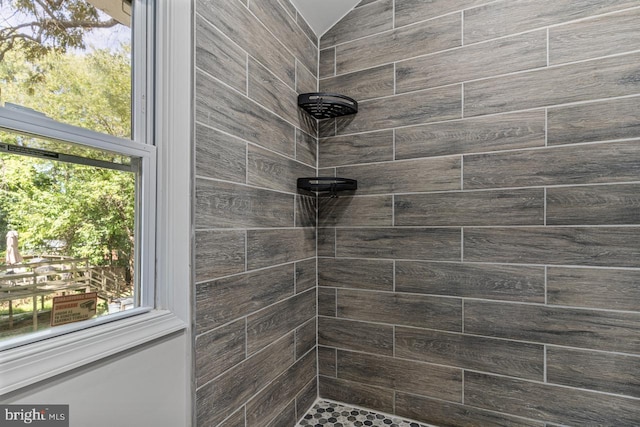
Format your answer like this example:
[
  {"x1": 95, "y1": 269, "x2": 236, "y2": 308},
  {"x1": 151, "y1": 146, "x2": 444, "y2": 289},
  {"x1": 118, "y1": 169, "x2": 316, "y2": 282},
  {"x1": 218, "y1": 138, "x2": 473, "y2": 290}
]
[{"x1": 289, "y1": 0, "x2": 360, "y2": 37}]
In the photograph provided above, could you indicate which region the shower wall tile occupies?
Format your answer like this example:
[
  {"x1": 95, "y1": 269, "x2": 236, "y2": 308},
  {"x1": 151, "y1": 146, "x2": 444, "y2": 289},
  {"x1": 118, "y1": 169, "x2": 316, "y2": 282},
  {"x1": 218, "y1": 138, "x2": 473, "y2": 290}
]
[
  {"x1": 464, "y1": 300, "x2": 640, "y2": 354},
  {"x1": 318, "y1": 195, "x2": 393, "y2": 227},
  {"x1": 195, "y1": 318, "x2": 246, "y2": 387},
  {"x1": 295, "y1": 258, "x2": 316, "y2": 294},
  {"x1": 194, "y1": 230, "x2": 245, "y2": 282},
  {"x1": 296, "y1": 13, "x2": 317, "y2": 49},
  {"x1": 317, "y1": 229, "x2": 336, "y2": 257},
  {"x1": 295, "y1": 129, "x2": 317, "y2": 167},
  {"x1": 217, "y1": 409, "x2": 245, "y2": 427},
  {"x1": 318, "y1": 316, "x2": 394, "y2": 356},
  {"x1": 318, "y1": 346, "x2": 337, "y2": 377},
  {"x1": 319, "y1": 48, "x2": 335, "y2": 79},
  {"x1": 318, "y1": 287, "x2": 337, "y2": 317},
  {"x1": 395, "y1": 327, "x2": 544, "y2": 380},
  {"x1": 295, "y1": 377, "x2": 318, "y2": 420},
  {"x1": 295, "y1": 317, "x2": 316, "y2": 359},
  {"x1": 320, "y1": 64, "x2": 394, "y2": 101},
  {"x1": 246, "y1": 228, "x2": 316, "y2": 269},
  {"x1": 195, "y1": 123, "x2": 246, "y2": 183},
  {"x1": 266, "y1": 403, "x2": 295, "y2": 427},
  {"x1": 296, "y1": 60, "x2": 317, "y2": 95},
  {"x1": 320, "y1": 0, "x2": 393, "y2": 49},
  {"x1": 248, "y1": 58, "x2": 299, "y2": 125},
  {"x1": 394, "y1": 188, "x2": 544, "y2": 226},
  {"x1": 395, "y1": 0, "x2": 489, "y2": 28},
  {"x1": 318, "y1": 258, "x2": 394, "y2": 291},
  {"x1": 395, "y1": 110, "x2": 546, "y2": 160},
  {"x1": 395, "y1": 261, "x2": 545, "y2": 302},
  {"x1": 319, "y1": 130, "x2": 394, "y2": 168},
  {"x1": 319, "y1": 376, "x2": 394, "y2": 414},
  {"x1": 247, "y1": 144, "x2": 315, "y2": 193},
  {"x1": 295, "y1": 195, "x2": 316, "y2": 228}
]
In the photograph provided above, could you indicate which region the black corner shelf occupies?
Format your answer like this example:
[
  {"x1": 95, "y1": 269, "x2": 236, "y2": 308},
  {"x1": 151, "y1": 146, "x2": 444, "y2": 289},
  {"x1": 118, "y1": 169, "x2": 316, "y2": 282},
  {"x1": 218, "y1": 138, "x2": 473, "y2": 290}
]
[
  {"x1": 297, "y1": 177, "x2": 357, "y2": 197},
  {"x1": 298, "y1": 93, "x2": 358, "y2": 120}
]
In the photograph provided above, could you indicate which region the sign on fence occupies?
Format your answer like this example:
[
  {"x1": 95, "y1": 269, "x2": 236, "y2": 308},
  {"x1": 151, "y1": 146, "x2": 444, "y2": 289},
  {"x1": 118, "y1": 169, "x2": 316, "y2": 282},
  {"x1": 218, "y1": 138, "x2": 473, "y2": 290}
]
[{"x1": 51, "y1": 292, "x2": 98, "y2": 326}]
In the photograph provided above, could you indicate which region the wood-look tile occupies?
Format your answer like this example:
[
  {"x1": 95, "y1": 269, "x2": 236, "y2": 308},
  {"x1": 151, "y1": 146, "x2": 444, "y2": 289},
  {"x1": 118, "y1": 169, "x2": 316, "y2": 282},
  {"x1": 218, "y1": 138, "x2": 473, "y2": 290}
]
[
  {"x1": 246, "y1": 350, "x2": 315, "y2": 426},
  {"x1": 547, "y1": 267, "x2": 640, "y2": 311},
  {"x1": 319, "y1": 130, "x2": 393, "y2": 168},
  {"x1": 397, "y1": 30, "x2": 547, "y2": 94},
  {"x1": 320, "y1": 64, "x2": 394, "y2": 101},
  {"x1": 295, "y1": 317, "x2": 316, "y2": 359},
  {"x1": 395, "y1": 189, "x2": 544, "y2": 226},
  {"x1": 295, "y1": 258, "x2": 316, "y2": 294},
  {"x1": 319, "y1": 48, "x2": 335, "y2": 79},
  {"x1": 337, "y1": 350, "x2": 463, "y2": 401},
  {"x1": 318, "y1": 316, "x2": 394, "y2": 356},
  {"x1": 248, "y1": 58, "x2": 299, "y2": 125},
  {"x1": 395, "y1": 110, "x2": 546, "y2": 159},
  {"x1": 336, "y1": 13, "x2": 461, "y2": 75},
  {"x1": 317, "y1": 229, "x2": 336, "y2": 257},
  {"x1": 196, "y1": 333, "x2": 295, "y2": 426},
  {"x1": 396, "y1": 326, "x2": 544, "y2": 380},
  {"x1": 195, "y1": 264, "x2": 294, "y2": 333},
  {"x1": 296, "y1": 59, "x2": 317, "y2": 95},
  {"x1": 195, "y1": 179, "x2": 294, "y2": 229},
  {"x1": 198, "y1": 0, "x2": 295, "y2": 88},
  {"x1": 247, "y1": 289, "x2": 315, "y2": 354},
  {"x1": 336, "y1": 227, "x2": 461, "y2": 261},
  {"x1": 195, "y1": 15, "x2": 246, "y2": 93},
  {"x1": 265, "y1": 401, "x2": 296, "y2": 427},
  {"x1": 319, "y1": 346, "x2": 337, "y2": 377},
  {"x1": 217, "y1": 408, "x2": 245, "y2": 427},
  {"x1": 295, "y1": 195, "x2": 316, "y2": 228},
  {"x1": 547, "y1": 96, "x2": 640, "y2": 145},
  {"x1": 464, "y1": 0, "x2": 639, "y2": 44},
  {"x1": 195, "y1": 230, "x2": 245, "y2": 282},
  {"x1": 464, "y1": 141, "x2": 640, "y2": 189},
  {"x1": 319, "y1": 118, "x2": 336, "y2": 137},
  {"x1": 335, "y1": 85, "x2": 462, "y2": 134},
  {"x1": 550, "y1": 8, "x2": 640, "y2": 65},
  {"x1": 465, "y1": 371, "x2": 640, "y2": 426},
  {"x1": 464, "y1": 227, "x2": 640, "y2": 268},
  {"x1": 547, "y1": 347, "x2": 640, "y2": 398},
  {"x1": 195, "y1": 318, "x2": 246, "y2": 387},
  {"x1": 336, "y1": 156, "x2": 461, "y2": 195},
  {"x1": 464, "y1": 53, "x2": 640, "y2": 116},
  {"x1": 395, "y1": 261, "x2": 545, "y2": 302},
  {"x1": 318, "y1": 376, "x2": 394, "y2": 414},
  {"x1": 196, "y1": 71, "x2": 295, "y2": 157},
  {"x1": 395, "y1": 0, "x2": 489, "y2": 28},
  {"x1": 195, "y1": 124, "x2": 246, "y2": 183},
  {"x1": 296, "y1": 377, "x2": 317, "y2": 420},
  {"x1": 296, "y1": 13, "x2": 318, "y2": 48},
  {"x1": 464, "y1": 300, "x2": 640, "y2": 354},
  {"x1": 318, "y1": 287, "x2": 337, "y2": 317},
  {"x1": 247, "y1": 145, "x2": 315, "y2": 193},
  {"x1": 279, "y1": 0, "x2": 297, "y2": 19},
  {"x1": 318, "y1": 195, "x2": 393, "y2": 227},
  {"x1": 318, "y1": 258, "x2": 394, "y2": 291},
  {"x1": 395, "y1": 391, "x2": 545, "y2": 427},
  {"x1": 547, "y1": 184, "x2": 640, "y2": 225},
  {"x1": 338, "y1": 289, "x2": 462, "y2": 331},
  {"x1": 295, "y1": 129, "x2": 317, "y2": 167},
  {"x1": 320, "y1": 0, "x2": 393, "y2": 49},
  {"x1": 246, "y1": 228, "x2": 316, "y2": 270}
]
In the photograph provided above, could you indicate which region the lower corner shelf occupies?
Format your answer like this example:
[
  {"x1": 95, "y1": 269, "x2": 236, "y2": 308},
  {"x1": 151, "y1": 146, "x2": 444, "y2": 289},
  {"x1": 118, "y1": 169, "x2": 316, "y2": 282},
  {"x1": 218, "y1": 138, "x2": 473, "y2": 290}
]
[{"x1": 297, "y1": 177, "x2": 357, "y2": 197}]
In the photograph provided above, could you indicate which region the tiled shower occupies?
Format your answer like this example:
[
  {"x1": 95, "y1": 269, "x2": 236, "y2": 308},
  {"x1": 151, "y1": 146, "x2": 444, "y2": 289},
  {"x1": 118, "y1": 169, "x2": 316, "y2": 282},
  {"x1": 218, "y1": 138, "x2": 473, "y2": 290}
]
[{"x1": 194, "y1": 0, "x2": 640, "y2": 426}]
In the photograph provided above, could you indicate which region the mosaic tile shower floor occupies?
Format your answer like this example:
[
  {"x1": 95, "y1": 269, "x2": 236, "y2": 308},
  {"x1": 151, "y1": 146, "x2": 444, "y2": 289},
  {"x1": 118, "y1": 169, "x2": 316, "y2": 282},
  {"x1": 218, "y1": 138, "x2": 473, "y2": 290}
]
[{"x1": 297, "y1": 400, "x2": 431, "y2": 427}]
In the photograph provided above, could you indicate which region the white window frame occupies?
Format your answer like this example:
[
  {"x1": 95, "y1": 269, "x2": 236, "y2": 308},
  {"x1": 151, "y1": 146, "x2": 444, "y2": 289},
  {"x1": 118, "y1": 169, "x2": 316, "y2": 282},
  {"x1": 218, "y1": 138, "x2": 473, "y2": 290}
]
[{"x1": 0, "y1": 0, "x2": 191, "y2": 395}]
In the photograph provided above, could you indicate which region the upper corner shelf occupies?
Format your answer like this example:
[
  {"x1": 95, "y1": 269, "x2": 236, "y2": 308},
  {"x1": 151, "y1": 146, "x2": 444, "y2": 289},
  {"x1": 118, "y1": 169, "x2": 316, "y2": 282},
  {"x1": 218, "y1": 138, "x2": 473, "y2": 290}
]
[{"x1": 298, "y1": 92, "x2": 358, "y2": 120}]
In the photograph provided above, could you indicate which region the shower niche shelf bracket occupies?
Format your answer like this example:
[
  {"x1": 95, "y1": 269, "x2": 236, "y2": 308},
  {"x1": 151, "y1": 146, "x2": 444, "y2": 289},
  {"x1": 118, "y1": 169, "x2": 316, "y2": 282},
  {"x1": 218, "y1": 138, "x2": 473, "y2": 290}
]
[
  {"x1": 297, "y1": 177, "x2": 357, "y2": 198},
  {"x1": 298, "y1": 92, "x2": 358, "y2": 120}
]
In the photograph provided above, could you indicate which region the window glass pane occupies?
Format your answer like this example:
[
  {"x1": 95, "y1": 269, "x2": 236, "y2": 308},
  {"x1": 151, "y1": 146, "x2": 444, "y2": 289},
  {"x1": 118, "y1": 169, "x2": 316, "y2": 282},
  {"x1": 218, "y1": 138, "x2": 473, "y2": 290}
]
[
  {"x1": 0, "y1": 129, "x2": 137, "y2": 341},
  {"x1": 0, "y1": 0, "x2": 132, "y2": 138}
]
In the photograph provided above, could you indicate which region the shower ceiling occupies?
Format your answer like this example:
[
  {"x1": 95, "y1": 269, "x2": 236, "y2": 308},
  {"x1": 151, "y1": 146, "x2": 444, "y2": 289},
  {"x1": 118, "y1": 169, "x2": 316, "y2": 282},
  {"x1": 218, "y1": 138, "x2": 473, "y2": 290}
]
[{"x1": 289, "y1": 0, "x2": 360, "y2": 36}]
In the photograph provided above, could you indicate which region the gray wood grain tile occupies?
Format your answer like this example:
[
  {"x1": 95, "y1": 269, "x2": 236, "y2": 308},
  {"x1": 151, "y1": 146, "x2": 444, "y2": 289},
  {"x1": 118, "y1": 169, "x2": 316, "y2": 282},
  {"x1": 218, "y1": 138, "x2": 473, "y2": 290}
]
[
  {"x1": 320, "y1": 64, "x2": 394, "y2": 101},
  {"x1": 318, "y1": 258, "x2": 394, "y2": 291},
  {"x1": 335, "y1": 85, "x2": 462, "y2": 134},
  {"x1": 196, "y1": 333, "x2": 295, "y2": 426},
  {"x1": 319, "y1": 376, "x2": 394, "y2": 414},
  {"x1": 464, "y1": 300, "x2": 640, "y2": 354},
  {"x1": 396, "y1": 326, "x2": 544, "y2": 380},
  {"x1": 338, "y1": 289, "x2": 462, "y2": 331},
  {"x1": 296, "y1": 59, "x2": 317, "y2": 94},
  {"x1": 295, "y1": 258, "x2": 316, "y2": 294},
  {"x1": 198, "y1": 0, "x2": 295, "y2": 88},
  {"x1": 464, "y1": 53, "x2": 640, "y2": 116},
  {"x1": 279, "y1": 0, "x2": 297, "y2": 19},
  {"x1": 295, "y1": 129, "x2": 317, "y2": 167},
  {"x1": 547, "y1": 96, "x2": 640, "y2": 145},
  {"x1": 248, "y1": 58, "x2": 299, "y2": 125},
  {"x1": 336, "y1": 13, "x2": 461, "y2": 74},
  {"x1": 195, "y1": 179, "x2": 294, "y2": 229},
  {"x1": 319, "y1": 48, "x2": 335, "y2": 79},
  {"x1": 464, "y1": 140, "x2": 640, "y2": 189},
  {"x1": 195, "y1": 318, "x2": 246, "y2": 388},
  {"x1": 396, "y1": 391, "x2": 546, "y2": 427},
  {"x1": 395, "y1": 0, "x2": 489, "y2": 28},
  {"x1": 317, "y1": 229, "x2": 336, "y2": 257},
  {"x1": 395, "y1": 110, "x2": 546, "y2": 159},
  {"x1": 337, "y1": 350, "x2": 463, "y2": 401},
  {"x1": 265, "y1": 401, "x2": 296, "y2": 427},
  {"x1": 217, "y1": 408, "x2": 244, "y2": 427},
  {"x1": 318, "y1": 195, "x2": 393, "y2": 227},
  {"x1": 195, "y1": 123, "x2": 246, "y2": 183},
  {"x1": 247, "y1": 228, "x2": 316, "y2": 269},
  {"x1": 396, "y1": 261, "x2": 545, "y2": 302},
  {"x1": 464, "y1": 227, "x2": 640, "y2": 268},
  {"x1": 550, "y1": 8, "x2": 640, "y2": 65},
  {"x1": 397, "y1": 30, "x2": 547, "y2": 94},
  {"x1": 337, "y1": 156, "x2": 461, "y2": 195},
  {"x1": 395, "y1": 189, "x2": 544, "y2": 226},
  {"x1": 464, "y1": 0, "x2": 639, "y2": 44},
  {"x1": 195, "y1": 264, "x2": 294, "y2": 333},
  {"x1": 318, "y1": 287, "x2": 337, "y2": 317},
  {"x1": 319, "y1": 118, "x2": 336, "y2": 137},
  {"x1": 247, "y1": 144, "x2": 315, "y2": 193},
  {"x1": 196, "y1": 15, "x2": 246, "y2": 93},
  {"x1": 336, "y1": 227, "x2": 461, "y2": 261},
  {"x1": 196, "y1": 71, "x2": 295, "y2": 157},
  {"x1": 319, "y1": 130, "x2": 393, "y2": 168},
  {"x1": 296, "y1": 377, "x2": 317, "y2": 421},
  {"x1": 295, "y1": 317, "x2": 316, "y2": 359},
  {"x1": 319, "y1": 346, "x2": 337, "y2": 377},
  {"x1": 465, "y1": 371, "x2": 640, "y2": 426},
  {"x1": 296, "y1": 12, "x2": 318, "y2": 48},
  {"x1": 320, "y1": 0, "x2": 393, "y2": 49},
  {"x1": 295, "y1": 195, "x2": 316, "y2": 228},
  {"x1": 547, "y1": 267, "x2": 640, "y2": 311},
  {"x1": 547, "y1": 184, "x2": 640, "y2": 225},
  {"x1": 195, "y1": 230, "x2": 245, "y2": 282},
  {"x1": 318, "y1": 316, "x2": 394, "y2": 356}
]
